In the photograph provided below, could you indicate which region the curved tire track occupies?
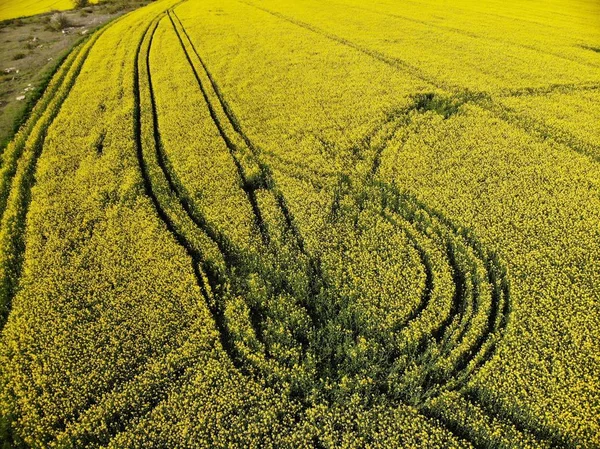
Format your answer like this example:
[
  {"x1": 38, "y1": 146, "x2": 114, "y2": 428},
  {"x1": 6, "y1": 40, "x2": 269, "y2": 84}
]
[
  {"x1": 133, "y1": 5, "x2": 563, "y2": 449},
  {"x1": 166, "y1": 9, "x2": 525, "y2": 449}
]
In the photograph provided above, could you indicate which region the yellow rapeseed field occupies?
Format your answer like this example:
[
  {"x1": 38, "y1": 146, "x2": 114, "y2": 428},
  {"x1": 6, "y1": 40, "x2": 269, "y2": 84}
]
[
  {"x1": 0, "y1": 0, "x2": 90, "y2": 21},
  {"x1": 0, "y1": 0, "x2": 598, "y2": 447}
]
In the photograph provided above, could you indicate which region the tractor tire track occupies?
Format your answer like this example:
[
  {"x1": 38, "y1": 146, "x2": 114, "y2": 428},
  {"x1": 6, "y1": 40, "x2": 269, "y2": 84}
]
[
  {"x1": 144, "y1": 6, "x2": 559, "y2": 449},
  {"x1": 379, "y1": 188, "x2": 507, "y2": 381},
  {"x1": 327, "y1": 0, "x2": 600, "y2": 70},
  {"x1": 463, "y1": 390, "x2": 575, "y2": 448},
  {"x1": 166, "y1": 12, "x2": 270, "y2": 247},
  {"x1": 142, "y1": 6, "x2": 311, "y2": 393},
  {"x1": 230, "y1": 0, "x2": 573, "y2": 438},
  {"x1": 379, "y1": 188, "x2": 564, "y2": 448},
  {"x1": 169, "y1": 10, "x2": 306, "y2": 255},
  {"x1": 238, "y1": 0, "x2": 600, "y2": 166},
  {"x1": 47, "y1": 13, "x2": 254, "y2": 446},
  {"x1": 60, "y1": 12, "x2": 258, "y2": 448},
  {"x1": 236, "y1": 0, "x2": 439, "y2": 89},
  {"x1": 169, "y1": 9, "x2": 323, "y2": 333},
  {"x1": 169, "y1": 9, "x2": 522, "y2": 449},
  {"x1": 135, "y1": 13, "x2": 250, "y2": 373}
]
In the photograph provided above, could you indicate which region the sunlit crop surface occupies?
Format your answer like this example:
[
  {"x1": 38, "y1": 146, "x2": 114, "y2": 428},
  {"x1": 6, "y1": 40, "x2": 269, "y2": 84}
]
[
  {"x1": 0, "y1": 0, "x2": 90, "y2": 21},
  {"x1": 0, "y1": 0, "x2": 598, "y2": 447}
]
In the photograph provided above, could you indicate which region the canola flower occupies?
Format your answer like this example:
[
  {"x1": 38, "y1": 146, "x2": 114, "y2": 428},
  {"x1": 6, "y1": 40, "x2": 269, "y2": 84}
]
[{"x1": 0, "y1": 0, "x2": 99, "y2": 21}]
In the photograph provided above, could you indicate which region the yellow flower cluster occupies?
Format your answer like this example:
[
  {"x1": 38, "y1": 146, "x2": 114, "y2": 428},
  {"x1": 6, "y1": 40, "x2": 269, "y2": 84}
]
[
  {"x1": 497, "y1": 89, "x2": 600, "y2": 161},
  {"x1": 0, "y1": 0, "x2": 97, "y2": 21}
]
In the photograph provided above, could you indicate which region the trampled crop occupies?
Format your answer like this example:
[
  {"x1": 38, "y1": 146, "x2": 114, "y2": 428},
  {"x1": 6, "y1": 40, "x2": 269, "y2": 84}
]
[{"x1": 0, "y1": 0, "x2": 598, "y2": 448}]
